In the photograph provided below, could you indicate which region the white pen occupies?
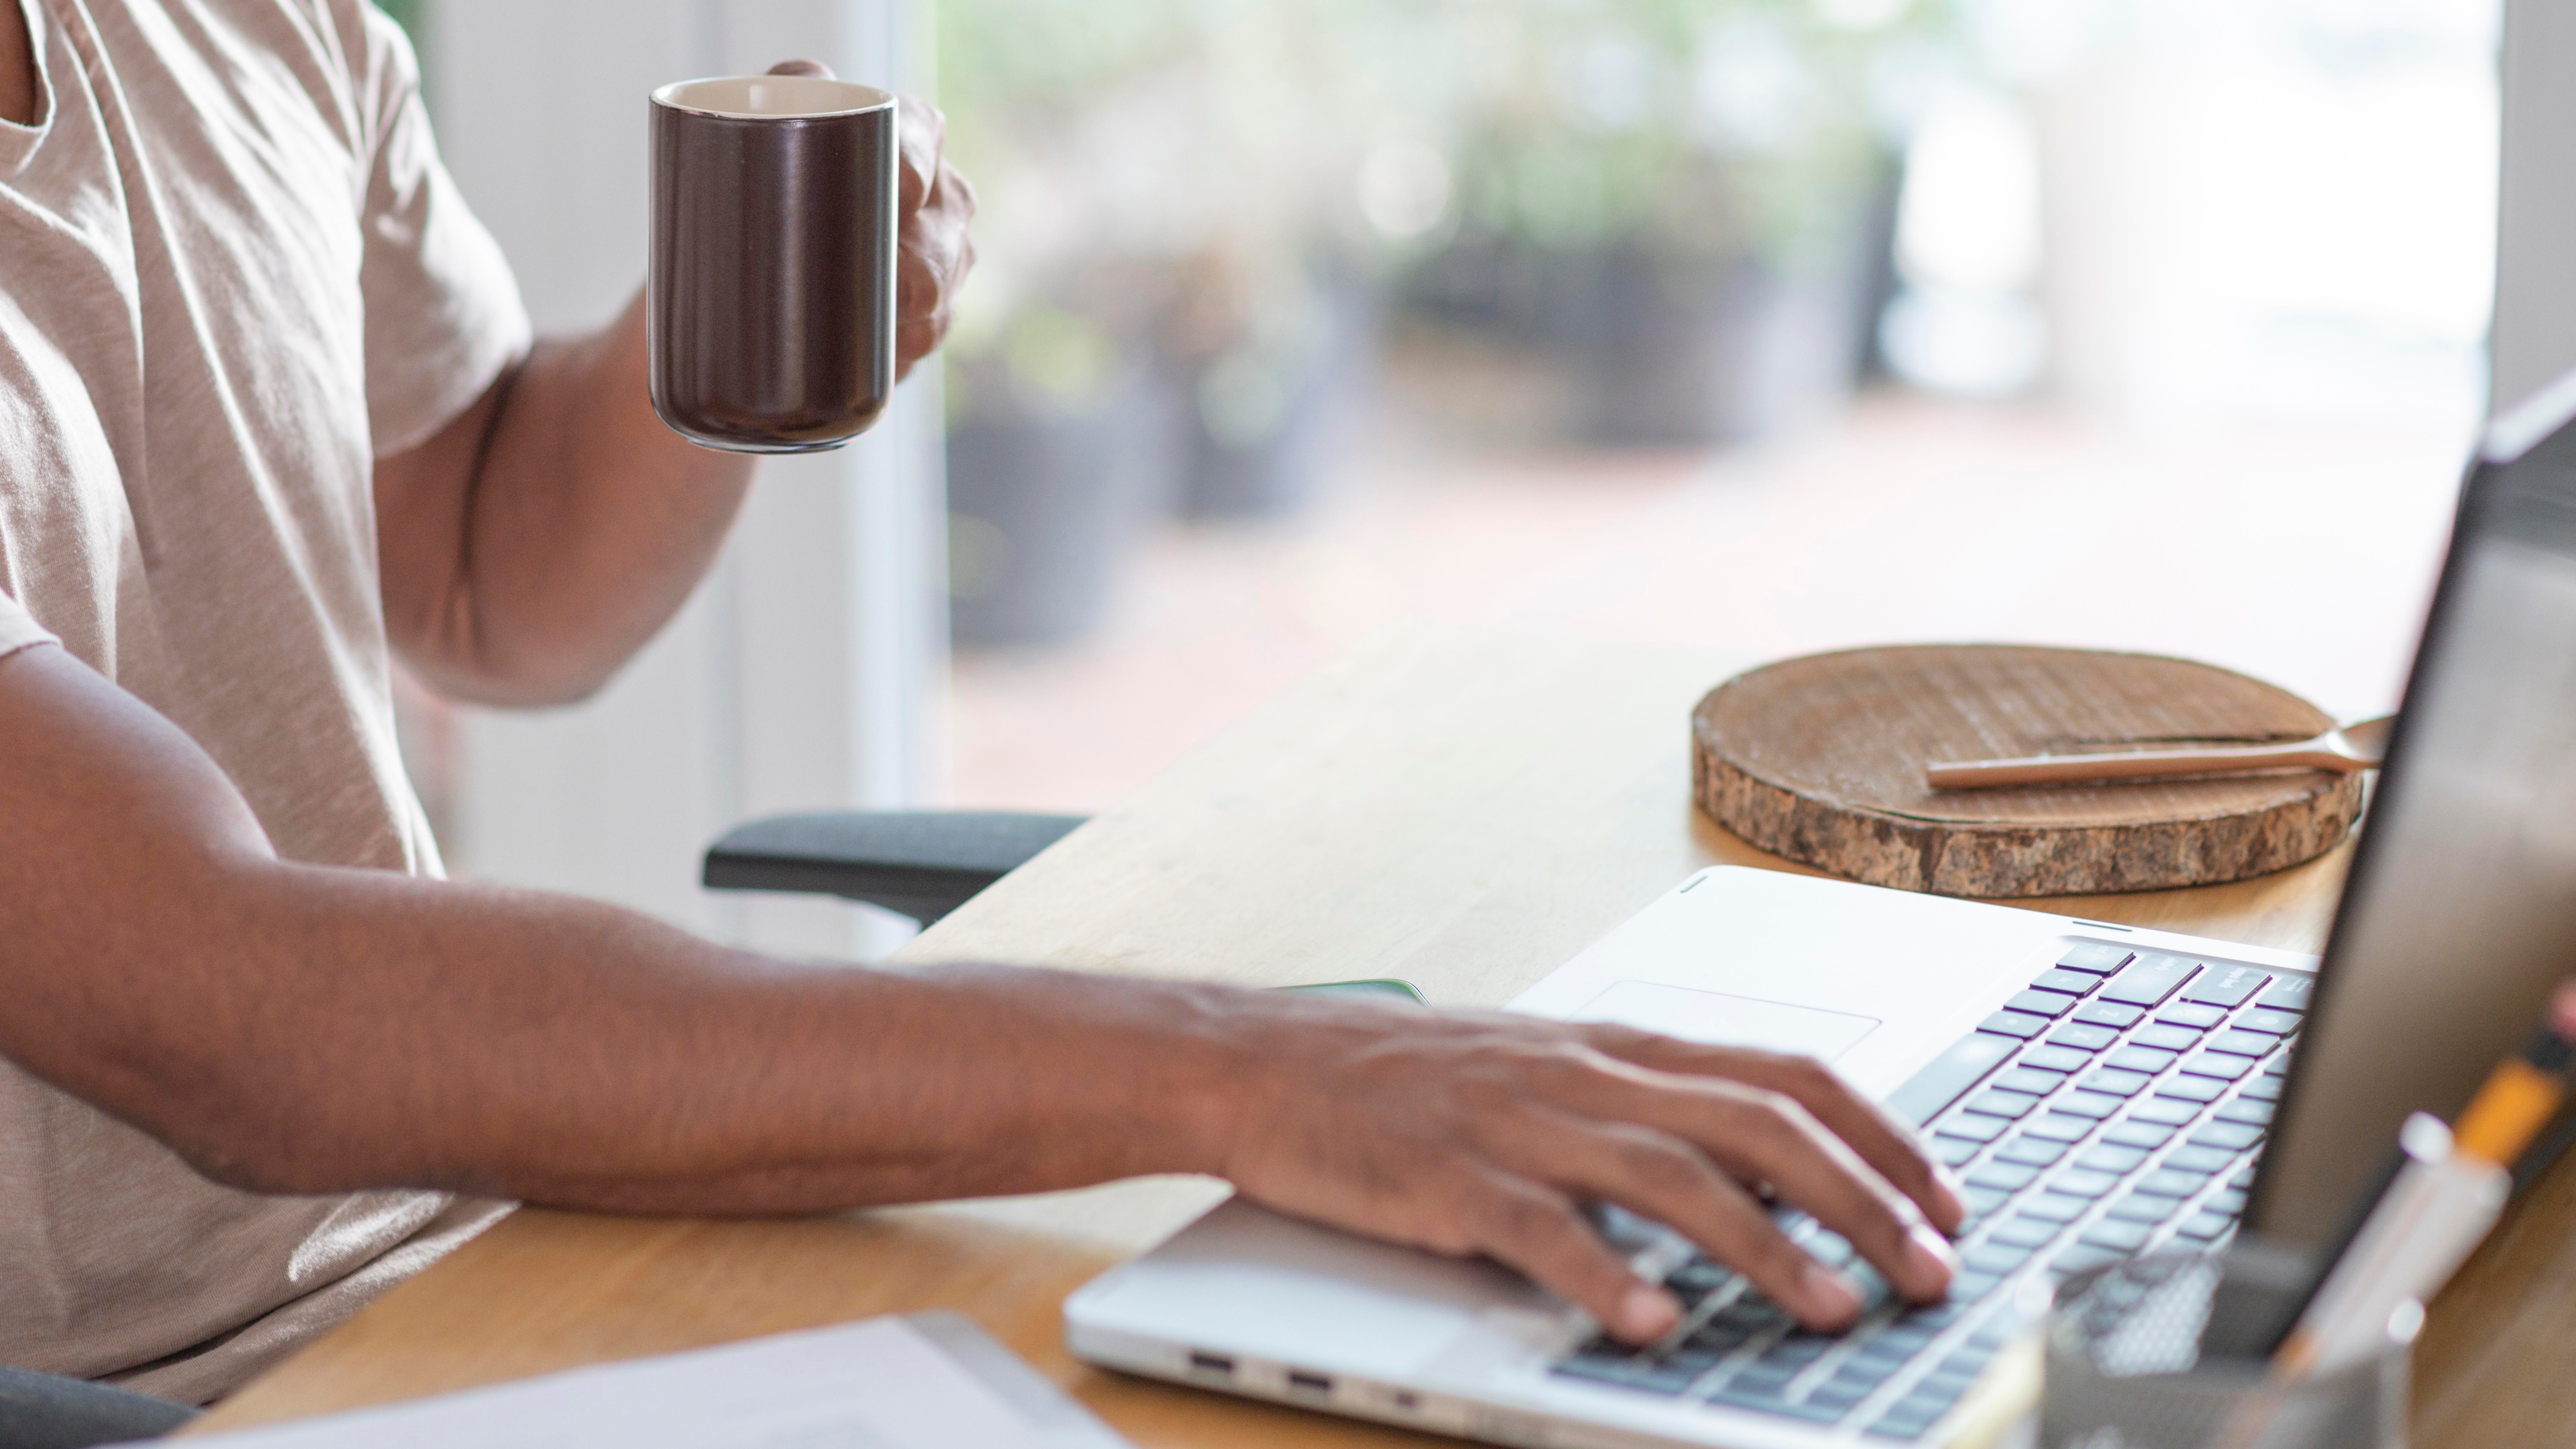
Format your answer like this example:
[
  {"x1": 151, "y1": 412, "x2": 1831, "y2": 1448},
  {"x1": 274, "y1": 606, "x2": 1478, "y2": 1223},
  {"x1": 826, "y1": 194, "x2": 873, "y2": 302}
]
[{"x1": 2273, "y1": 1112, "x2": 2509, "y2": 1380}]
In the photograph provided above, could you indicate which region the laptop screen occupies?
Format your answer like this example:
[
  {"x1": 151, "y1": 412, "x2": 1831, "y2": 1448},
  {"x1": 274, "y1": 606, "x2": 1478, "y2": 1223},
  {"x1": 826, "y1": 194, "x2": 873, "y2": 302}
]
[{"x1": 2249, "y1": 383, "x2": 2576, "y2": 1254}]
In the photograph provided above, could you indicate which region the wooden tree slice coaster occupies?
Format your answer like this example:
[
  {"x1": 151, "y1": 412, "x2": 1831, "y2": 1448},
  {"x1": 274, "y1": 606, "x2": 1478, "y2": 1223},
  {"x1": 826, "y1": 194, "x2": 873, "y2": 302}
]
[{"x1": 1691, "y1": 645, "x2": 2365, "y2": 898}]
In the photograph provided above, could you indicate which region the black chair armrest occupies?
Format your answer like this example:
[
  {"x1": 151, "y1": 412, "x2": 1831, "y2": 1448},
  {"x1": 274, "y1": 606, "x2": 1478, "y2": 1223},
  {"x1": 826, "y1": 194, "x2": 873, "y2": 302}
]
[{"x1": 702, "y1": 810, "x2": 1089, "y2": 927}]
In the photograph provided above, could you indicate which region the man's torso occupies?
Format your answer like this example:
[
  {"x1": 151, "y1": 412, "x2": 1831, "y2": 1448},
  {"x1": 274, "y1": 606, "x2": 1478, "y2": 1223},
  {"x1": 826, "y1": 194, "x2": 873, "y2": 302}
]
[{"x1": 0, "y1": 0, "x2": 523, "y2": 1402}]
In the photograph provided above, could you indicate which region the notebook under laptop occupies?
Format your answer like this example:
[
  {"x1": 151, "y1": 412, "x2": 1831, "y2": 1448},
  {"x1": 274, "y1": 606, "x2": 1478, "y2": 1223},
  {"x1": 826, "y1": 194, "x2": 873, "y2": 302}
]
[{"x1": 1064, "y1": 371, "x2": 2576, "y2": 1448}]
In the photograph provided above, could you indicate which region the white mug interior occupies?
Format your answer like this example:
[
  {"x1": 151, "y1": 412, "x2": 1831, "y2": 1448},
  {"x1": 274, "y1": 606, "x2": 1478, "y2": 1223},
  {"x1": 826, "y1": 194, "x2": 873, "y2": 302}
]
[{"x1": 652, "y1": 75, "x2": 895, "y2": 120}]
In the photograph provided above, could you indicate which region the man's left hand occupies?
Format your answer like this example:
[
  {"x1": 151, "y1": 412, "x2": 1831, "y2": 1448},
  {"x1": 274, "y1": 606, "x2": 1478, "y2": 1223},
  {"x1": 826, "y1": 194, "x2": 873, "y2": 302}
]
[
  {"x1": 765, "y1": 61, "x2": 977, "y2": 379},
  {"x1": 894, "y1": 94, "x2": 975, "y2": 378}
]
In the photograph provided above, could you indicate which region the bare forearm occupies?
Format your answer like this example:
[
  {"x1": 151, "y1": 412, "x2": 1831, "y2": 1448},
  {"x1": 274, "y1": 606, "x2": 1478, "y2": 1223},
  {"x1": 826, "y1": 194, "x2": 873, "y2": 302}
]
[
  {"x1": 381, "y1": 294, "x2": 756, "y2": 706},
  {"x1": 50, "y1": 847, "x2": 1245, "y2": 1211}
]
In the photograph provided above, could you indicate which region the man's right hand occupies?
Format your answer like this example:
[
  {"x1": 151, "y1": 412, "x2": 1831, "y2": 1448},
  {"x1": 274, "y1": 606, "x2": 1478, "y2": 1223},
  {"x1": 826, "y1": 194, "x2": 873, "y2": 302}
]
[
  {"x1": 0, "y1": 638, "x2": 1956, "y2": 1351},
  {"x1": 1203, "y1": 1001, "x2": 1965, "y2": 1343}
]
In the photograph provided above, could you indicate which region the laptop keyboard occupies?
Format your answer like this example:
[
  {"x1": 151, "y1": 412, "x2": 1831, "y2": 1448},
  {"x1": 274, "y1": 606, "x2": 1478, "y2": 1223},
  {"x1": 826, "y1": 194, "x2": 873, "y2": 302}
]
[{"x1": 1549, "y1": 942, "x2": 2305, "y2": 1441}]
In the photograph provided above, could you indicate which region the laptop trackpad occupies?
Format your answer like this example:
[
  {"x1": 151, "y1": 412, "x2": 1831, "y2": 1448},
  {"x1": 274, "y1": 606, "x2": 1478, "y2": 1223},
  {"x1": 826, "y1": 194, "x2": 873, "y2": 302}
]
[{"x1": 1570, "y1": 981, "x2": 1880, "y2": 1062}]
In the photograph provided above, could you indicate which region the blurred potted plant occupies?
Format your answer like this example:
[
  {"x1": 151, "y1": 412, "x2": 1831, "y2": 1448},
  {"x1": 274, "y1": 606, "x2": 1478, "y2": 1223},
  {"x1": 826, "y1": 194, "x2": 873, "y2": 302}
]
[
  {"x1": 941, "y1": 0, "x2": 1441, "y2": 578},
  {"x1": 1419, "y1": 0, "x2": 1946, "y2": 446},
  {"x1": 936, "y1": 0, "x2": 1195, "y2": 645}
]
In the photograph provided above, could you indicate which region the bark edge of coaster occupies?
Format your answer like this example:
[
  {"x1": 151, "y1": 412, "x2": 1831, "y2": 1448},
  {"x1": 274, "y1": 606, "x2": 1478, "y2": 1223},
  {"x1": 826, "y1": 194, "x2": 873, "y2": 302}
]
[{"x1": 1690, "y1": 644, "x2": 2365, "y2": 898}]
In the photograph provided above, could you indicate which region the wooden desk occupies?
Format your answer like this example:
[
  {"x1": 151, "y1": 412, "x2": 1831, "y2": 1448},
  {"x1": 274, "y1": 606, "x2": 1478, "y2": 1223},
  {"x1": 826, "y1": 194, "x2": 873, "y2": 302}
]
[{"x1": 189, "y1": 629, "x2": 2566, "y2": 1446}]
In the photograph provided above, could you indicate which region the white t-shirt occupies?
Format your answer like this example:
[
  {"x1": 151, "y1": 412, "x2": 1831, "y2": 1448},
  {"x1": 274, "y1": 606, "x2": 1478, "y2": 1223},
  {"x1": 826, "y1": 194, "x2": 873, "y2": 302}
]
[{"x1": 0, "y1": 0, "x2": 527, "y2": 1402}]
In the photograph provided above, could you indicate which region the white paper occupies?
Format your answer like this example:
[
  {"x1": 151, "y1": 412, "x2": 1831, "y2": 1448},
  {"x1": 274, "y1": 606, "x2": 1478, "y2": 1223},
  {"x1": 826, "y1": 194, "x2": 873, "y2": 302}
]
[{"x1": 172, "y1": 1317, "x2": 1119, "y2": 1449}]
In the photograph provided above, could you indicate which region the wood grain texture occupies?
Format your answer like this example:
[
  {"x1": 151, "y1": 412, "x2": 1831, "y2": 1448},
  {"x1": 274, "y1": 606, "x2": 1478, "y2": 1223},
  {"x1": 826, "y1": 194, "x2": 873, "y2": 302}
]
[
  {"x1": 1692, "y1": 645, "x2": 2366, "y2": 897},
  {"x1": 190, "y1": 629, "x2": 2392, "y2": 1449}
]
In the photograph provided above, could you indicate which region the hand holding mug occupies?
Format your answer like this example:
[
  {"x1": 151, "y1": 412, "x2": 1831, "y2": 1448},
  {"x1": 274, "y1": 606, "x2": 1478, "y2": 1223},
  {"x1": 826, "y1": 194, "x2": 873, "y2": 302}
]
[
  {"x1": 763, "y1": 59, "x2": 977, "y2": 380},
  {"x1": 648, "y1": 61, "x2": 976, "y2": 453}
]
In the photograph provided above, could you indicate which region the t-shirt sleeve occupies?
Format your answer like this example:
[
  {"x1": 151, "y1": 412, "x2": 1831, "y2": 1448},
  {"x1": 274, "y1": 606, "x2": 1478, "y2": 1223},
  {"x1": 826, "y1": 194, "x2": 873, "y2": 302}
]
[
  {"x1": 351, "y1": 6, "x2": 534, "y2": 458},
  {"x1": 0, "y1": 585, "x2": 59, "y2": 663}
]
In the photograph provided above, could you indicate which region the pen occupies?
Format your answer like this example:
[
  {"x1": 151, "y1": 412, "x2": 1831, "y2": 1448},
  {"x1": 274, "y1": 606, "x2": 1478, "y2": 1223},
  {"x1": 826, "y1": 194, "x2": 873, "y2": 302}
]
[
  {"x1": 2264, "y1": 978, "x2": 2576, "y2": 1384},
  {"x1": 2268, "y1": 1113, "x2": 2506, "y2": 1380}
]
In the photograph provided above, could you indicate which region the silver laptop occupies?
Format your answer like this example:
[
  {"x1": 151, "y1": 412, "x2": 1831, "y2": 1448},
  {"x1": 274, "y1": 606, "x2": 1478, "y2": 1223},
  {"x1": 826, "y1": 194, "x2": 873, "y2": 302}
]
[{"x1": 1065, "y1": 372, "x2": 2576, "y2": 1447}]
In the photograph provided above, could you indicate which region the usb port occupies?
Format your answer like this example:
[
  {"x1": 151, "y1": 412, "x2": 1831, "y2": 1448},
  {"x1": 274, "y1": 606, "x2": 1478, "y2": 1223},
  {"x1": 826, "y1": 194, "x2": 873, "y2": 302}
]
[
  {"x1": 1187, "y1": 1351, "x2": 1236, "y2": 1376},
  {"x1": 1287, "y1": 1370, "x2": 1333, "y2": 1395}
]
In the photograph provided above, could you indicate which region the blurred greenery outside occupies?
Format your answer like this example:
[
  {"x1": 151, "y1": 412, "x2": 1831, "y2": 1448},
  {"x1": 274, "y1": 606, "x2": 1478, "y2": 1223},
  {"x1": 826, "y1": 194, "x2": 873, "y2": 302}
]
[
  {"x1": 937, "y1": 0, "x2": 1965, "y2": 643},
  {"x1": 941, "y1": 0, "x2": 1956, "y2": 403}
]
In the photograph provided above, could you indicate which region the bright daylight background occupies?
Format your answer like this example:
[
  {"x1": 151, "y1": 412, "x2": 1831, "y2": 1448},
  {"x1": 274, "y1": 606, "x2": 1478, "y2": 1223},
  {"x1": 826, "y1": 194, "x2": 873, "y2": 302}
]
[
  {"x1": 386, "y1": 0, "x2": 2500, "y2": 950},
  {"x1": 931, "y1": 0, "x2": 2497, "y2": 812}
]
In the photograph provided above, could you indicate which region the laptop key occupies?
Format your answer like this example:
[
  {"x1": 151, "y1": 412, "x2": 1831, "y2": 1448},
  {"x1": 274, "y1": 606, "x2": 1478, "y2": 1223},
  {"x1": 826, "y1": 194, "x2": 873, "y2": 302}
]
[
  {"x1": 1806, "y1": 1382, "x2": 1872, "y2": 1411},
  {"x1": 2023, "y1": 1113, "x2": 2096, "y2": 1143},
  {"x1": 2079, "y1": 1068, "x2": 2152, "y2": 1097},
  {"x1": 2165, "y1": 1145, "x2": 2235, "y2": 1174},
  {"x1": 1837, "y1": 1349, "x2": 1909, "y2": 1381},
  {"x1": 2050, "y1": 1245, "x2": 2121, "y2": 1277},
  {"x1": 1886, "y1": 1032, "x2": 2022, "y2": 1126},
  {"x1": 1961, "y1": 1186, "x2": 2013, "y2": 1218},
  {"x1": 1977, "y1": 1010, "x2": 2051, "y2": 1040},
  {"x1": 2107, "y1": 1045, "x2": 2180, "y2": 1073},
  {"x1": 2176, "y1": 1212, "x2": 2235, "y2": 1241},
  {"x1": 2131, "y1": 1097, "x2": 2204, "y2": 1126},
  {"x1": 1965, "y1": 1089, "x2": 2042, "y2": 1121},
  {"x1": 1962, "y1": 1242, "x2": 2034, "y2": 1275},
  {"x1": 2132, "y1": 1024, "x2": 2202, "y2": 1052},
  {"x1": 1989, "y1": 1215, "x2": 2065, "y2": 1248},
  {"x1": 2029, "y1": 969, "x2": 2101, "y2": 997},
  {"x1": 2190, "y1": 1122, "x2": 2265, "y2": 1150},
  {"x1": 1856, "y1": 1327, "x2": 1935, "y2": 1362},
  {"x1": 2105, "y1": 1120, "x2": 2178, "y2": 1149},
  {"x1": 2155, "y1": 1075, "x2": 2228, "y2": 1104},
  {"x1": 2050, "y1": 1169, "x2": 2121, "y2": 1199},
  {"x1": 2179, "y1": 1052, "x2": 2253, "y2": 1082},
  {"x1": 1555, "y1": 1356, "x2": 1700, "y2": 1393},
  {"x1": 2256, "y1": 976, "x2": 2314, "y2": 1013},
  {"x1": 1948, "y1": 1272, "x2": 2006, "y2": 1301},
  {"x1": 2215, "y1": 1097, "x2": 2275, "y2": 1126},
  {"x1": 2023, "y1": 1044, "x2": 2094, "y2": 1073},
  {"x1": 2207, "y1": 1188, "x2": 2249, "y2": 1215},
  {"x1": 2073, "y1": 1001, "x2": 2146, "y2": 1030},
  {"x1": 1896, "y1": 1301, "x2": 1969, "y2": 1330},
  {"x1": 2056, "y1": 943, "x2": 2133, "y2": 975},
  {"x1": 1758, "y1": 1335, "x2": 1833, "y2": 1367},
  {"x1": 1996, "y1": 1136, "x2": 2069, "y2": 1168},
  {"x1": 2108, "y1": 1192, "x2": 2182, "y2": 1224},
  {"x1": 2098, "y1": 954, "x2": 2200, "y2": 1008},
  {"x1": 2077, "y1": 1144, "x2": 2150, "y2": 1174},
  {"x1": 2137, "y1": 1168, "x2": 2210, "y2": 1198},
  {"x1": 2236, "y1": 1008, "x2": 2302, "y2": 1035},
  {"x1": 2241, "y1": 1076, "x2": 2284, "y2": 1101},
  {"x1": 2052, "y1": 1090, "x2": 2126, "y2": 1120},
  {"x1": 2004, "y1": 990, "x2": 2076, "y2": 1020},
  {"x1": 1966, "y1": 1161, "x2": 2042, "y2": 1193},
  {"x1": 2047, "y1": 1023, "x2": 2121, "y2": 1052},
  {"x1": 1996, "y1": 1066, "x2": 2068, "y2": 1095},
  {"x1": 2180, "y1": 964, "x2": 2273, "y2": 1009},
  {"x1": 2231, "y1": 1166, "x2": 2259, "y2": 1190},
  {"x1": 1935, "y1": 1136, "x2": 1982, "y2": 1167},
  {"x1": 2154, "y1": 1002, "x2": 2228, "y2": 1030},
  {"x1": 2080, "y1": 1218, "x2": 2154, "y2": 1252},
  {"x1": 1936, "y1": 1113, "x2": 2011, "y2": 1144},
  {"x1": 2205, "y1": 1029, "x2": 2277, "y2": 1058}
]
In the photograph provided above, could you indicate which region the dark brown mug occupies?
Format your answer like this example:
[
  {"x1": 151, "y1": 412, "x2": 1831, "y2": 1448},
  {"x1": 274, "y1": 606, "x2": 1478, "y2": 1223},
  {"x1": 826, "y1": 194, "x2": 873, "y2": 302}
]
[{"x1": 649, "y1": 71, "x2": 899, "y2": 453}]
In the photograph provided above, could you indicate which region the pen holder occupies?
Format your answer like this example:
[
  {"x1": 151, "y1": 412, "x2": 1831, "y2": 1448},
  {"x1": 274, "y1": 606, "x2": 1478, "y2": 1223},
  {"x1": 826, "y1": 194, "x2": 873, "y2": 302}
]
[{"x1": 2042, "y1": 1251, "x2": 2411, "y2": 1449}]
